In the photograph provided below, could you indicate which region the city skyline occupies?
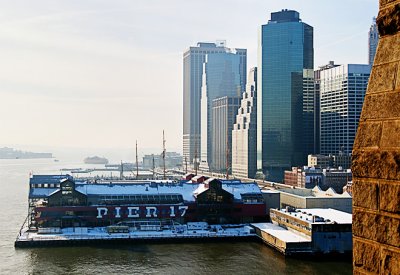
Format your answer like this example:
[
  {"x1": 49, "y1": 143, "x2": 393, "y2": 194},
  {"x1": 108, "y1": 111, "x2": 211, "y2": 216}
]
[{"x1": 0, "y1": 1, "x2": 378, "y2": 151}]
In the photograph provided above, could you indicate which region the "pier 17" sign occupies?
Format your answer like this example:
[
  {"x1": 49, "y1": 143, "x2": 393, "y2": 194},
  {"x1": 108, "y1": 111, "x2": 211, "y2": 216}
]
[{"x1": 96, "y1": 205, "x2": 189, "y2": 219}]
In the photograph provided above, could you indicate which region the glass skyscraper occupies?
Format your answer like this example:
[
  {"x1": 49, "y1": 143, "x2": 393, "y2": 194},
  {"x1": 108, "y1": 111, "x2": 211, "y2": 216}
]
[
  {"x1": 258, "y1": 10, "x2": 314, "y2": 182},
  {"x1": 368, "y1": 17, "x2": 379, "y2": 65},
  {"x1": 320, "y1": 64, "x2": 371, "y2": 156},
  {"x1": 183, "y1": 42, "x2": 246, "y2": 164},
  {"x1": 200, "y1": 51, "x2": 246, "y2": 170}
]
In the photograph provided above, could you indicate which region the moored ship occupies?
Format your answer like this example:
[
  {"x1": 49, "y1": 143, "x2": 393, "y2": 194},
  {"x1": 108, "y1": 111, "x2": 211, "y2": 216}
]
[{"x1": 83, "y1": 156, "x2": 109, "y2": 165}]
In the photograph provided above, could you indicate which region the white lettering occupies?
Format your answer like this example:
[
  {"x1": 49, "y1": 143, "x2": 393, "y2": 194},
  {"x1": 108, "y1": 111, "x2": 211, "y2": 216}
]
[
  {"x1": 96, "y1": 207, "x2": 108, "y2": 218},
  {"x1": 169, "y1": 206, "x2": 175, "y2": 217},
  {"x1": 128, "y1": 207, "x2": 139, "y2": 218},
  {"x1": 179, "y1": 206, "x2": 188, "y2": 217},
  {"x1": 146, "y1": 206, "x2": 157, "y2": 217},
  {"x1": 115, "y1": 207, "x2": 121, "y2": 218}
]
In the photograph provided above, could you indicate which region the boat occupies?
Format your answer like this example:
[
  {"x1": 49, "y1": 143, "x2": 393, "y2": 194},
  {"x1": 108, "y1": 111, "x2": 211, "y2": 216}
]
[{"x1": 83, "y1": 156, "x2": 108, "y2": 165}]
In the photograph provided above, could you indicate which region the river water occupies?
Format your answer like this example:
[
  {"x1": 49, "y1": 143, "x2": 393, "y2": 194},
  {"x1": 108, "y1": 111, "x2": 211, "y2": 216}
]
[{"x1": 0, "y1": 159, "x2": 352, "y2": 274}]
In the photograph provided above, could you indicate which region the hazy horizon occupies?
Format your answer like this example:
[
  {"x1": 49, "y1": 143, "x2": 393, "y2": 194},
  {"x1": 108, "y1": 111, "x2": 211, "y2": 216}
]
[{"x1": 0, "y1": 0, "x2": 378, "y2": 151}]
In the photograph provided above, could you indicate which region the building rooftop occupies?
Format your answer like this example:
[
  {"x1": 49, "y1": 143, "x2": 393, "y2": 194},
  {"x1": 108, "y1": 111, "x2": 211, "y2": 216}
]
[
  {"x1": 252, "y1": 223, "x2": 310, "y2": 243},
  {"x1": 277, "y1": 208, "x2": 352, "y2": 224},
  {"x1": 265, "y1": 185, "x2": 351, "y2": 198},
  {"x1": 29, "y1": 175, "x2": 262, "y2": 202}
]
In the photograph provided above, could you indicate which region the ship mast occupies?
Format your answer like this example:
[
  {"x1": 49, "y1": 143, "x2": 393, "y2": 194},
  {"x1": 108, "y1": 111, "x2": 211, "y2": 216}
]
[
  {"x1": 184, "y1": 156, "x2": 188, "y2": 174},
  {"x1": 226, "y1": 125, "x2": 229, "y2": 180},
  {"x1": 120, "y1": 160, "x2": 123, "y2": 180},
  {"x1": 194, "y1": 140, "x2": 198, "y2": 176},
  {"x1": 152, "y1": 155, "x2": 155, "y2": 179},
  {"x1": 136, "y1": 140, "x2": 139, "y2": 179},
  {"x1": 163, "y1": 130, "x2": 166, "y2": 180}
]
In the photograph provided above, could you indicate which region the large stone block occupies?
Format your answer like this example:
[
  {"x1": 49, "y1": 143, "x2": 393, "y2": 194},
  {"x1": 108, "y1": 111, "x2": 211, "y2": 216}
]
[
  {"x1": 381, "y1": 120, "x2": 400, "y2": 148},
  {"x1": 353, "y1": 238, "x2": 380, "y2": 273},
  {"x1": 360, "y1": 92, "x2": 400, "y2": 121},
  {"x1": 377, "y1": 3, "x2": 400, "y2": 36},
  {"x1": 353, "y1": 209, "x2": 400, "y2": 247},
  {"x1": 353, "y1": 122, "x2": 382, "y2": 149},
  {"x1": 352, "y1": 150, "x2": 400, "y2": 180},
  {"x1": 366, "y1": 62, "x2": 398, "y2": 94},
  {"x1": 374, "y1": 33, "x2": 400, "y2": 65},
  {"x1": 353, "y1": 180, "x2": 378, "y2": 210},
  {"x1": 381, "y1": 247, "x2": 400, "y2": 275},
  {"x1": 397, "y1": 61, "x2": 400, "y2": 89},
  {"x1": 380, "y1": 181, "x2": 400, "y2": 213}
]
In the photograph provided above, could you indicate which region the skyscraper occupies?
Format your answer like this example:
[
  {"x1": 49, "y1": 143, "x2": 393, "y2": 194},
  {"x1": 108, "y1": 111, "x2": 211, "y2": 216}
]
[
  {"x1": 258, "y1": 9, "x2": 314, "y2": 182},
  {"x1": 232, "y1": 67, "x2": 257, "y2": 179},
  {"x1": 211, "y1": 96, "x2": 241, "y2": 173},
  {"x1": 314, "y1": 61, "x2": 340, "y2": 154},
  {"x1": 320, "y1": 64, "x2": 371, "y2": 156},
  {"x1": 368, "y1": 17, "x2": 379, "y2": 65},
  {"x1": 183, "y1": 42, "x2": 246, "y2": 165},
  {"x1": 200, "y1": 51, "x2": 246, "y2": 169}
]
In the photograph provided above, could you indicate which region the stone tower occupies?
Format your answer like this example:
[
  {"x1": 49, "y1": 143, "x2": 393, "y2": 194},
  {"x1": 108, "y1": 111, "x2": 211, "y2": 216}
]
[{"x1": 352, "y1": 1, "x2": 400, "y2": 274}]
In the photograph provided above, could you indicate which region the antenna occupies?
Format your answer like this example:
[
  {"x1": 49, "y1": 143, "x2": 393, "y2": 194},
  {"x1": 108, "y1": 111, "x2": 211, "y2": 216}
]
[
  {"x1": 136, "y1": 140, "x2": 139, "y2": 179},
  {"x1": 163, "y1": 130, "x2": 166, "y2": 180}
]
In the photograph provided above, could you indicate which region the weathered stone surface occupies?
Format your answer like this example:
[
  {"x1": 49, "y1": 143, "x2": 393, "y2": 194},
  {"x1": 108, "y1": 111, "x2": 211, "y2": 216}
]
[
  {"x1": 374, "y1": 33, "x2": 400, "y2": 65},
  {"x1": 381, "y1": 120, "x2": 400, "y2": 148},
  {"x1": 377, "y1": 3, "x2": 400, "y2": 36},
  {"x1": 397, "y1": 61, "x2": 400, "y2": 89},
  {"x1": 360, "y1": 92, "x2": 400, "y2": 121},
  {"x1": 353, "y1": 122, "x2": 382, "y2": 149},
  {"x1": 381, "y1": 247, "x2": 400, "y2": 275},
  {"x1": 354, "y1": 3, "x2": 400, "y2": 274},
  {"x1": 353, "y1": 180, "x2": 378, "y2": 210},
  {"x1": 352, "y1": 150, "x2": 400, "y2": 180},
  {"x1": 353, "y1": 209, "x2": 400, "y2": 247},
  {"x1": 380, "y1": 0, "x2": 400, "y2": 8},
  {"x1": 380, "y1": 181, "x2": 400, "y2": 213},
  {"x1": 353, "y1": 239, "x2": 380, "y2": 273},
  {"x1": 366, "y1": 62, "x2": 398, "y2": 94}
]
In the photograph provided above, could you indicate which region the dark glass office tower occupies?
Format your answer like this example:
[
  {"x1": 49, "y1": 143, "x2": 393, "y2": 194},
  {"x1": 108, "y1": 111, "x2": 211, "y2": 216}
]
[{"x1": 258, "y1": 10, "x2": 314, "y2": 182}]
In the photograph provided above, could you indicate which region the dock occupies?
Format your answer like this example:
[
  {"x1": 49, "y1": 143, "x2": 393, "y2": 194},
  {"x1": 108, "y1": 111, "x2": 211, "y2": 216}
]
[
  {"x1": 15, "y1": 225, "x2": 257, "y2": 248},
  {"x1": 251, "y1": 223, "x2": 312, "y2": 255}
]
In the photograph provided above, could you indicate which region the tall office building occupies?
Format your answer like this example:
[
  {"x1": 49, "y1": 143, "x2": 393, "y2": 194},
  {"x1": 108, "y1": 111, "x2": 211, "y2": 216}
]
[
  {"x1": 258, "y1": 9, "x2": 314, "y2": 182},
  {"x1": 368, "y1": 17, "x2": 379, "y2": 65},
  {"x1": 211, "y1": 96, "x2": 241, "y2": 173},
  {"x1": 200, "y1": 51, "x2": 246, "y2": 169},
  {"x1": 232, "y1": 67, "x2": 257, "y2": 179},
  {"x1": 314, "y1": 61, "x2": 340, "y2": 154},
  {"x1": 183, "y1": 42, "x2": 246, "y2": 164},
  {"x1": 320, "y1": 64, "x2": 371, "y2": 156}
]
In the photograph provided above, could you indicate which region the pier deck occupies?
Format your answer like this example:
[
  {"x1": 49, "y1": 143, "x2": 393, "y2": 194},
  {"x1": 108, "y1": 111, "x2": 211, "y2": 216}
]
[{"x1": 15, "y1": 225, "x2": 257, "y2": 248}]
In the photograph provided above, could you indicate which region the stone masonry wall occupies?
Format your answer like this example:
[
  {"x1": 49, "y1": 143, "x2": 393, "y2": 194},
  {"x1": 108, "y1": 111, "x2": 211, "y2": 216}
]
[{"x1": 352, "y1": 1, "x2": 400, "y2": 274}]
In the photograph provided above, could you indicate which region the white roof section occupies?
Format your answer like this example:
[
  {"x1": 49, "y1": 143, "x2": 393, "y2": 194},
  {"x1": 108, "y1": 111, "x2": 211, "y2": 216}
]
[
  {"x1": 30, "y1": 181, "x2": 262, "y2": 202},
  {"x1": 76, "y1": 183, "x2": 199, "y2": 201},
  {"x1": 30, "y1": 188, "x2": 59, "y2": 198},
  {"x1": 277, "y1": 208, "x2": 352, "y2": 224},
  {"x1": 298, "y1": 208, "x2": 352, "y2": 224},
  {"x1": 265, "y1": 185, "x2": 351, "y2": 198},
  {"x1": 252, "y1": 223, "x2": 310, "y2": 243}
]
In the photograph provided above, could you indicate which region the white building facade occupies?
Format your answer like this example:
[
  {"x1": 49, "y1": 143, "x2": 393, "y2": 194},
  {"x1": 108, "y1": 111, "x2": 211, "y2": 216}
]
[{"x1": 232, "y1": 67, "x2": 258, "y2": 178}]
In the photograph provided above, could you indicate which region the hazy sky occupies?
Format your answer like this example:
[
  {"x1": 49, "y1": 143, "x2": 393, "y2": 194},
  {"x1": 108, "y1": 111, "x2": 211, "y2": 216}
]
[{"x1": 0, "y1": 0, "x2": 378, "y2": 153}]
